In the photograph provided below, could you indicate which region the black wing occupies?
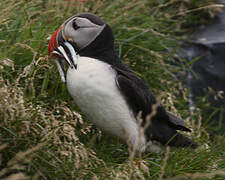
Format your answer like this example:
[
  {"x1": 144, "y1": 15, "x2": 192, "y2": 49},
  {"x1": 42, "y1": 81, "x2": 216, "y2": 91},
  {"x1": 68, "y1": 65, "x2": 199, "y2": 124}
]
[{"x1": 115, "y1": 67, "x2": 197, "y2": 148}]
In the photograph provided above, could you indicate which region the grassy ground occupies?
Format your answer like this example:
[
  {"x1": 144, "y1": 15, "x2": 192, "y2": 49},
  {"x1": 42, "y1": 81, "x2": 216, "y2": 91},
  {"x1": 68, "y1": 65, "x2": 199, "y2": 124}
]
[{"x1": 1, "y1": 0, "x2": 225, "y2": 179}]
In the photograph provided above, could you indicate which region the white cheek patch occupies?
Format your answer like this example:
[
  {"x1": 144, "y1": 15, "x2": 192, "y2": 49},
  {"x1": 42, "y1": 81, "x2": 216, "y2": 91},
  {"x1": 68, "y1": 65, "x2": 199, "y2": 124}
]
[
  {"x1": 75, "y1": 25, "x2": 105, "y2": 49},
  {"x1": 63, "y1": 17, "x2": 105, "y2": 49}
]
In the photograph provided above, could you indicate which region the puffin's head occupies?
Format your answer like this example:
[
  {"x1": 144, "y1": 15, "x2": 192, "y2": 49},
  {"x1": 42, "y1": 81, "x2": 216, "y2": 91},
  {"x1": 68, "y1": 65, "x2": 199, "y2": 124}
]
[{"x1": 48, "y1": 13, "x2": 113, "y2": 82}]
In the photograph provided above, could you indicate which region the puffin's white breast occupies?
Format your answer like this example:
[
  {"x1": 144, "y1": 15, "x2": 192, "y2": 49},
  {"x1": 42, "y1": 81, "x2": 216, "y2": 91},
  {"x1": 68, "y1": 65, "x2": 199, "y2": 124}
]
[{"x1": 66, "y1": 56, "x2": 139, "y2": 142}]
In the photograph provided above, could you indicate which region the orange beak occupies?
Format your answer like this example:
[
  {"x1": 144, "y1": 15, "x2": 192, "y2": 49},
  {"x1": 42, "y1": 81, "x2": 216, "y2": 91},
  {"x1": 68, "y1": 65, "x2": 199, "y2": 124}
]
[{"x1": 48, "y1": 25, "x2": 62, "y2": 57}]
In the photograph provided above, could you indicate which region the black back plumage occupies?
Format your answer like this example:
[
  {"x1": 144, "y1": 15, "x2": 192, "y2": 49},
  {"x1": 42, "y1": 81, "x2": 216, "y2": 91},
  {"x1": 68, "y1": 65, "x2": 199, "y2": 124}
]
[{"x1": 76, "y1": 13, "x2": 198, "y2": 148}]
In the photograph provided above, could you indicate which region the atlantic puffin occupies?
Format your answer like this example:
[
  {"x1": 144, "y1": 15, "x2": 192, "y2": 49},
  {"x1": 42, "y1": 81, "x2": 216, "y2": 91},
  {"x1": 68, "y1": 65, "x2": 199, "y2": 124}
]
[{"x1": 48, "y1": 13, "x2": 197, "y2": 152}]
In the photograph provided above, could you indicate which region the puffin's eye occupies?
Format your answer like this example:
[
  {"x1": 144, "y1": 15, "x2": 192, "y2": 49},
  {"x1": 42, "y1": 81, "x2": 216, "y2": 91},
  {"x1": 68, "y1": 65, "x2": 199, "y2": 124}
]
[{"x1": 72, "y1": 20, "x2": 80, "y2": 30}]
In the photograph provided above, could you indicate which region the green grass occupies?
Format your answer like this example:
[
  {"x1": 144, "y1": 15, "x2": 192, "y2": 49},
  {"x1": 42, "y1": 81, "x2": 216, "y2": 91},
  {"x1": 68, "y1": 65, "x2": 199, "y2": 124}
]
[{"x1": 1, "y1": 0, "x2": 225, "y2": 179}]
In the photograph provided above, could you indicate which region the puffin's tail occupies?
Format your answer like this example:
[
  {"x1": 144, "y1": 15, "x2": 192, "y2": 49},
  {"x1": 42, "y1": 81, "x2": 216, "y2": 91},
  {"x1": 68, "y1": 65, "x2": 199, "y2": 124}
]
[
  {"x1": 167, "y1": 132, "x2": 198, "y2": 149},
  {"x1": 149, "y1": 112, "x2": 198, "y2": 149},
  {"x1": 166, "y1": 112, "x2": 198, "y2": 148},
  {"x1": 167, "y1": 112, "x2": 198, "y2": 148}
]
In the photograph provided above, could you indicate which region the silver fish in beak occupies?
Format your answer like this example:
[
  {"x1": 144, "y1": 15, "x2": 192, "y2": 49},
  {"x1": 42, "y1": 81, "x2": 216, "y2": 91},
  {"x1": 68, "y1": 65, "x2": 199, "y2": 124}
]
[{"x1": 48, "y1": 25, "x2": 79, "y2": 83}]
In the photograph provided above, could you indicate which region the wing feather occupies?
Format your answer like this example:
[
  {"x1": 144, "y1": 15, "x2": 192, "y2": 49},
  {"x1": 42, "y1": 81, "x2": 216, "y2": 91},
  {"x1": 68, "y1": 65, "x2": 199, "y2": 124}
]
[{"x1": 114, "y1": 67, "x2": 196, "y2": 147}]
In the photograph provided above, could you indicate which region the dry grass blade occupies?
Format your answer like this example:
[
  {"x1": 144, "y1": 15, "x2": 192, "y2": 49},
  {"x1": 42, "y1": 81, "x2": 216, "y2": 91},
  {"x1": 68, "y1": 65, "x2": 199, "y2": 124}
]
[
  {"x1": 159, "y1": 147, "x2": 170, "y2": 180},
  {"x1": 166, "y1": 169, "x2": 225, "y2": 180},
  {"x1": 171, "y1": 4, "x2": 224, "y2": 17},
  {"x1": 0, "y1": 144, "x2": 8, "y2": 151},
  {"x1": 2, "y1": 173, "x2": 29, "y2": 180},
  {"x1": 7, "y1": 142, "x2": 46, "y2": 166}
]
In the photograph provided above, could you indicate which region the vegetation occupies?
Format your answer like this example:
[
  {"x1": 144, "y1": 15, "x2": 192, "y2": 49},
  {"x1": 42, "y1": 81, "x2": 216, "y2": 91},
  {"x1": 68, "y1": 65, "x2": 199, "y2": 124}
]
[{"x1": 0, "y1": 0, "x2": 225, "y2": 179}]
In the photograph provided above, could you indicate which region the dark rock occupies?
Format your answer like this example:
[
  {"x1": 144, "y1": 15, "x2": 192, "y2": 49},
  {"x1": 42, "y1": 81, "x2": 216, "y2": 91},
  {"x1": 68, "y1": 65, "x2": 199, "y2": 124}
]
[{"x1": 180, "y1": 1, "x2": 225, "y2": 131}]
